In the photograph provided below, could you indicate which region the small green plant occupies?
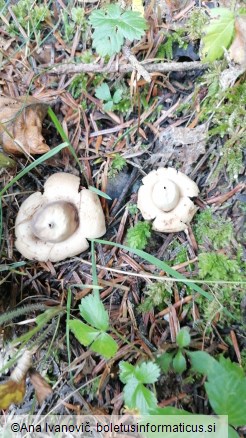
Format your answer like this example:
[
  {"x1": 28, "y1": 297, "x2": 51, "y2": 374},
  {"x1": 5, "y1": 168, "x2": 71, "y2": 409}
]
[
  {"x1": 187, "y1": 7, "x2": 208, "y2": 40},
  {"x1": 108, "y1": 153, "x2": 127, "y2": 178},
  {"x1": 126, "y1": 221, "x2": 151, "y2": 250},
  {"x1": 95, "y1": 83, "x2": 123, "y2": 111},
  {"x1": 69, "y1": 291, "x2": 118, "y2": 359},
  {"x1": 89, "y1": 4, "x2": 147, "y2": 57},
  {"x1": 158, "y1": 29, "x2": 187, "y2": 60},
  {"x1": 157, "y1": 327, "x2": 191, "y2": 374},
  {"x1": 119, "y1": 361, "x2": 160, "y2": 413},
  {"x1": 71, "y1": 6, "x2": 85, "y2": 25},
  {"x1": 9, "y1": 0, "x2": 49, "y2": 38},
  {"x1": 138, "y1": 282, "x2": 172, "y2": 313},
  {"x1": 69, "y1": 74, "x2": 88, "y2": 99},
  {"x1": 62, "y1": 7, "x2": 86, "y2": 43},
  {"x1": 127, "y1": 203, "x2": 139, "y2": 216}
]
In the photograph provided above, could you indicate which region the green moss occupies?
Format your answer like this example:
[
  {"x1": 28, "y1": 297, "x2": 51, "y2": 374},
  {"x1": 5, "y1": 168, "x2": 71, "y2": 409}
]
[
  {"x1": 138, "y1": 282, "x2": 172, "y2": 313},
  {"x1": 108, "y1": 154, "x2": 127, "y2": 178},
  {"x1": 187, "y1": 8, "x2": 208, "y2": 40},
  {"x1": 198, "y1": 252, "x2": 242, "y2": 282},
  {"x1": 194, "y1": 208, "x2": 233, "y2": 249},
  {"x1": 126, "y1": 221, "x2": 151, "y2": 250}
]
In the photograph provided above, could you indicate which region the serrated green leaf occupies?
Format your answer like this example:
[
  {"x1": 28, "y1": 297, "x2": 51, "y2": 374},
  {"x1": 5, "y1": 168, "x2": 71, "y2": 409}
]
[
  {"x1": 205, "y1": 377, "x2": 246, "y2": 426},
  {"x1": 219, "y1": 356, "x2": 245, "y2": 378},
  {"x1": 156, "y1": 352, "x2": 173, "y2": 374},
  {"x1": 79, "y1": 292, "x2": 109, "y2": 331},
  {"x1": 123, "y1": 379, "x2": 157, "y2": 413},
  {"x1": 89, "y1": 4, "x2": 147, "y2": 57},
  {"x1": 173, "y1": 350, "x2": 187, "y2": 373},
  {"x1": 113, "y1": 89, "x2": 123, "y2": 104},
  {"x1": 134, "y1": 362, "x2": 160, "y2": 384},
  {"x1": 103, "y1": 100, "x2": 114, "y2": 111},
  {"x1": 189, "y1": 351, "x2": 246, "y2": 427},
  {"x1": 205, "y1": 368, "x2": 246, "y2": 426},
  {"x1": 95, "y1": 83, "x2": 111, "y2": 101},
  {"x1": 188, "y1": 351, "x2": 221, "y2": 375},
  {"x1": 119, "y1": 361, "x2": 136, "y2": 383},
  {"x1": 93, "y1": 31, "x2": 123, "y2": 57},
  {"x1": 176, "y1": 327, "x2": 191, "y2": 348},
  {"x1": 201, "y1": 7, "x2": 235, "y2": 61},
  {"x1": 69, "y1": 320, "x2": 99, "y2": 346},
  {"x1": 91, "y1": 332, "x2": 118, "y2": 359}
]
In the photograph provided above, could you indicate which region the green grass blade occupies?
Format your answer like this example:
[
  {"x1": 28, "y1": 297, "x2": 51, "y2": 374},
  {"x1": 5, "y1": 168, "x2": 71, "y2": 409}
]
[
  {"x1": 47, "y1": 107, "x2": 86, "y2": 179},
  {"x1": 0, "y1": 142, "x2": 69, "y2": 196},
  {"x1": 92, "y1": 238, "x2": 213, "y2": 300},
  {"x1": 92, "y1": 239, "x2": 237, "y2": 320},
  {"x1": 91, "y1": 240, "x2": 98, "y2": 287},
  {"x1": 88, "y1": 185, "x2": 112, "y2": 200},
  {"x1": 66, "y1": 287, "x2": 72, "y2": 376},
  {"x1": 0, "y1": 261, "x2": 26, "y2": 272}
]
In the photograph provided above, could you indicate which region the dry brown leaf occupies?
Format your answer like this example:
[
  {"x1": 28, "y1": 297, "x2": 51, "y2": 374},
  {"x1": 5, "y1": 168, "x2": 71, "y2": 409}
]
[
  {"x1": 29, "y1": 369, "x2": 53, "y2": 404},
  {"x1": 0, "y1": 95, "x2": 50, "y2": 155},
  {"x1": 229, "y1": 16, "x2": 246, "y2": 66}
]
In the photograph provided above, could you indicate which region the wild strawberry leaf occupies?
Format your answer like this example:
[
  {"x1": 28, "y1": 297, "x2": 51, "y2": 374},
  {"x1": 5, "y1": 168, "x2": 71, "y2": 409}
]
[
  {"x1": 119, "y1": 361, "x2": 160, "y2": 384},
  {"x1": 90, "y1": 332, "x2": 118, "y2": 359},
  {"x1": 69, "y1": 320, "x2": 99, "y2": 346},
  {"x1": 112, "y1": 89, "x2": 123, "y2": 104},
  {"x1": 119, "y1": 361, "x2": 136, "y2": 383},
  {"x1": 79, "y1": 292, "x2": 109, "y2": 331},
  {"x1": 134, "y1": 362, "x2": 160, "y2": 384},
  {"x1": 189, "y1": 351, "x2": 246, "y2": 427},
  {"x1": 123, "y1": 378, "x2": 157, "y2": 413},
  {"x1": 201, "y1": 8, "x2": 235, "y2": 61},
  {"x1": 89, "y1": 4, "x2": 147, "y2": 57},
  {"x1": 95, "y1": 83, "x2": 111, "y2": 102}
]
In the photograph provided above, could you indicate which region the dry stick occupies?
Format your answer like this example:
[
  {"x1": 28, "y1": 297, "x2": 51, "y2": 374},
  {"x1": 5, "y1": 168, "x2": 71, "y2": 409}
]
[{"x1": 44, "y1": 60, "x2": 209, "y2": 76}]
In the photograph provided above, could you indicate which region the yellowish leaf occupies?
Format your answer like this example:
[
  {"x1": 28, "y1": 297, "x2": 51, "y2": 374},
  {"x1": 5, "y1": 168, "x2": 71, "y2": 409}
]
[{"x1": 0, "y1": 379, "x2": 26, "y2": 410}]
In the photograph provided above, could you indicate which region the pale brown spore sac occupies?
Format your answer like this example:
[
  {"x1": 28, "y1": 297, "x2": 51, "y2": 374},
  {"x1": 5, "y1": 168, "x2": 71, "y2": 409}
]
[{"x1": 137, "y1": 167, "x2": 199, "y2": 232}]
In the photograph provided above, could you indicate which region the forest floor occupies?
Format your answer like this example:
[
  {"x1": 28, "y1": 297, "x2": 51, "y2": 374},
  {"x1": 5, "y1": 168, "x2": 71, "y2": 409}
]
[{"x1": 0, "y1": 0, "x2": 245, "y2": 436}]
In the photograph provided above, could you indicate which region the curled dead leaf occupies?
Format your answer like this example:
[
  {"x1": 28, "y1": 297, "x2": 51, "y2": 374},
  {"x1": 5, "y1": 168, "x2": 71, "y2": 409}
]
[
  {"x1": 0, "y1": 95, "x2": 50, "y2": 156},
  {"x1": 229, "y1": 16, "x2": 246, "y2": 66},
  {"x1": 29, "y1": 369, "x2": 53, "y2": 405}
]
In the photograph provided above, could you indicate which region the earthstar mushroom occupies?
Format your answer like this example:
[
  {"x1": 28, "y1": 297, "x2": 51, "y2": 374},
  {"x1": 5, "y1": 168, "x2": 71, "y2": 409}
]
[
  {"x1": 15, "y1": 173, "x2": 106, "y2": 262},
  {"x1": 137, "y1": 167, "x2": 199, "y2": 232}
]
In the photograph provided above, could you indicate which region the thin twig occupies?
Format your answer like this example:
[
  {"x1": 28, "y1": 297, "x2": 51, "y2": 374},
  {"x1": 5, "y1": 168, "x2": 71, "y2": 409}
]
[{"x1": 43, "y1": 60, "x2": 209, "y2": 76}]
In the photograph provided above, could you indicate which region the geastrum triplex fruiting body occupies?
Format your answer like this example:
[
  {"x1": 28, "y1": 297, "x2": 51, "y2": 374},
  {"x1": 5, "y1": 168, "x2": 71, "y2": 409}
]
[
  {"x1": 137, "y1": 167, "x2": 199, "y2": 232},
  {"x1": 15, "y1": 173, "x2": 106, "y2": 262}
]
